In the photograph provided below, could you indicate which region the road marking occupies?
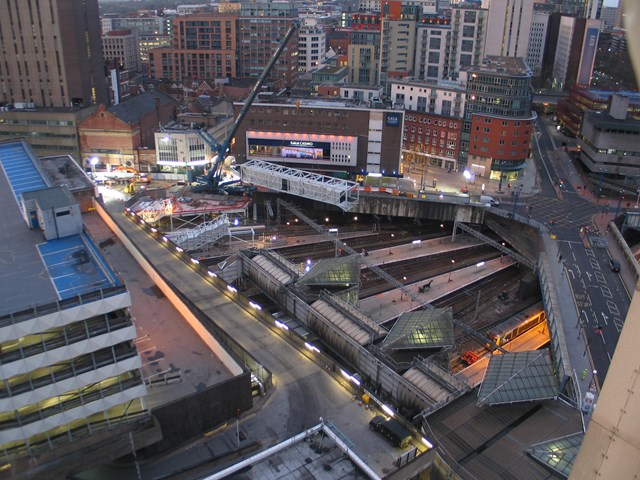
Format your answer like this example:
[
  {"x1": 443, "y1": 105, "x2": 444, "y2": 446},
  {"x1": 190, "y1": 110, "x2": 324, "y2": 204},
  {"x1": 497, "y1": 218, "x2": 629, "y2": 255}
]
[
  {"x1": 613, "y1": 317, "x2": 624, "y2": 333},
  {"x1": 606, "y1": 301, "x2": 620, "y2": 316},
  {"x1": 600, "y1": 285, "x2": 612, "y2": 299},
  {"x1": 585, "y1": 249, "x2": 595, "y2": 258},
  {"x1": 600, "y1": 312, "x2": 609, "y2": 325},
  {"x1": 585, "y1": 271, "x2": 592, "y2": 282},
  {"x1": 594, "y1": 271, "x2": 606, "y2": 283},
  {"x1": 567, "y1": 269, "x2": 575, "y2": 279},
  {"x1": 588, "y1": 258, "x2": 600, "y2": 270}
]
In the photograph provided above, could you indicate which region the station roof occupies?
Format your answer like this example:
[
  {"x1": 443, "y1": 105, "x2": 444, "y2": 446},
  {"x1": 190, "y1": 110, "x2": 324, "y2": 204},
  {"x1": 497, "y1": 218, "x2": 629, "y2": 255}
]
[
  {"x1": 296, "y1": 255, "x2": 361, "y2": 287},
  {"x1": 426, "y1": 392, "x2": 583, "y2": 480},
  {"x1": 477, "y1": 350, "x2": 558, "y2": 406},
  {"x1": 252, "y1": 254, "x2": 294, "y2": 285},
  {"x1": 382, "y1": 308, "x2": 454, "y2": 350},
  {"x1": 310, "y1": 296, "x2": 387, "y2": 345},
  {"x1": 529, "y1": 433, "x2": 584, "y2": 478}
]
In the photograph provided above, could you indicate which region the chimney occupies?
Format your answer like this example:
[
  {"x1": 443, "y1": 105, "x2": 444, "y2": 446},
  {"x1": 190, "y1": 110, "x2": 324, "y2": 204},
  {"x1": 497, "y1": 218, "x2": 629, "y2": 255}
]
[{"x1": 609, "y1": 94, "x2": 629, "y2": 120}]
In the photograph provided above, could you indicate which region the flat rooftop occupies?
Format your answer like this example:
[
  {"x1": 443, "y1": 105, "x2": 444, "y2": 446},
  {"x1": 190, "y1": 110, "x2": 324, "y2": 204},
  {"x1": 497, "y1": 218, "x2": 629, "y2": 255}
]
[
  {"x1": 39, "y1": 155, "x2": 94, "y2": 191},
  {"x1": 0, "y1": 142, "x2": 119, "y2": 315}
]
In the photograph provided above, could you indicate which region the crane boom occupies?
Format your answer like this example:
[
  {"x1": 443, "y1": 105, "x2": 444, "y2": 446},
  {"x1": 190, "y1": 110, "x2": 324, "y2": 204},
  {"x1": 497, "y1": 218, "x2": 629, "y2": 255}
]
[{"x1": 196, "y1": 22, "x2": 298, "y2": 192}]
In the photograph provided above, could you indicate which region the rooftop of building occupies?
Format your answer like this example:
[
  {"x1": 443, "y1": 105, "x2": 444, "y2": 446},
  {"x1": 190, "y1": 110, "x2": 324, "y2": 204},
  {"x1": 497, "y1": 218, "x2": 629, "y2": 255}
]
[
  {"x1": 467, "y1": 56, "x2": 532, "y2": 76},
  {"x1": 107, "y1": 90, "x2": 175, "y2": 125},
  {"x1": 39, "y1": 155, "x2": 94, "y2": 192},
  {"x1": 391, "y1": 77, "x2": 466, "y2": 91},
  {"x1": 583, "y1": 110, "x2": 640, "y2": 130},
  {"x1": 572, "y1": 87, "x2": 640, "y2": 103},
  {"x1": 0, "y1": 141, "x2": 120, "y2": 316}
]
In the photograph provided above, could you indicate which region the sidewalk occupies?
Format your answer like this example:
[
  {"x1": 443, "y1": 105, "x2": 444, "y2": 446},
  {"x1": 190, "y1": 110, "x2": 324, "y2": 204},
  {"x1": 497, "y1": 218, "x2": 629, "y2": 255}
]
[{"x1": 402, "y1": 154, "x2": 540, "y2": 201}]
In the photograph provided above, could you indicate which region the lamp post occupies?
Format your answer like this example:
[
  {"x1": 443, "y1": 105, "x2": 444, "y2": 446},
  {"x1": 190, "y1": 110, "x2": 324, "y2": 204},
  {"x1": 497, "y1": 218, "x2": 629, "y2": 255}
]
[
  {"x1": 329, "y1": 228, "x2": 338, "y2": 257},
  {"x1": 89, "y1": 156, "x2": 99, "y2": 177},
  {"x1": 614, "y1": 191, "x2": 624, "y2": 218},
  {"x1": 497, "y1": 163, "x2": 504, "y2": 193},
  {"x1": 463, "y1": 169, "x2": 471, "y2": 193},
  {"x1": 590, "y1": 369, "x2": 598, "y2": 390},
  {"x1": 448, "y1": 259, "x2": 455, "y2": 282}
]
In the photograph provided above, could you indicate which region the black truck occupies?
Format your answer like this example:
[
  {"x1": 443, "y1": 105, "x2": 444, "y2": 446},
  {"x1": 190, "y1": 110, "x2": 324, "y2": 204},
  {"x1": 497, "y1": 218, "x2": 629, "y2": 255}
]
[{"x1": 369, "y1": 415, "x2": 412, "y2": 448}]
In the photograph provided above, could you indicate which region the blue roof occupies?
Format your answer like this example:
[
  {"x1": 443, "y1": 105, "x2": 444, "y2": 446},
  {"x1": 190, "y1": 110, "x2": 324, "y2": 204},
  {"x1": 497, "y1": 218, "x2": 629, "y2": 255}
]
[{"x1": 0, "y1": 141, "x2": 49, "y2": 209}]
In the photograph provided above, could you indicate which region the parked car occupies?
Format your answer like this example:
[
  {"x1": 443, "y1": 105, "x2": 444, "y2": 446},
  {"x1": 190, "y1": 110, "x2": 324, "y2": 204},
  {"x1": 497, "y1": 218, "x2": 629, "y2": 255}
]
[
  {"x1": 369, "y1": 415, "x2": 412, "y2": 448},
  {"x1": 609, "y1": 259, "x2": 621, "y2": 272}
]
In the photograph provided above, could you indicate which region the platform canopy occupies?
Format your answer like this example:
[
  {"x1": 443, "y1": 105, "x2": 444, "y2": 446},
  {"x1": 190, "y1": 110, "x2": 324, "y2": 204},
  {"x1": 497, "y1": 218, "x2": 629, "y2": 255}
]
[
  {"x1": 382, "y1": 308, "x2": 454, "y2": 350},
  {"x1": 296, "y1": 255, "x2": 361, "y2": 287},
  {"x1": 239, "y1": 160, "x2": 359, "y2": 211},
  {"x1": 477, "y1": 350, "x2": 558, "y2": 406},
  {"x1": 529, "y1": 433, "x2": 584, "y2": 479}
]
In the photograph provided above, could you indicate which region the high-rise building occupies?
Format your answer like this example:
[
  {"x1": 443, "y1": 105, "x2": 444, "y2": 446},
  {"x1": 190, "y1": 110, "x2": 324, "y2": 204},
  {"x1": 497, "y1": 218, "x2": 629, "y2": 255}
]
[
  {"x1": 148, "y1": 14, "x2": 239, "y2": 82},
  {"x1": 237, "y1": 0, "x2": 299, "y2": 88},
  {"x1": 527, "y1": 12, "x2": 551, "y2": 79},
  {"x1": 101, "y1": 14, "x2": 167, "y2": 36},
  {"x1": 102, "y1": 29, "x2": 142, "y2": 73},
  {"x1": 298, "y1": 20, "x2": 327, "y2": 72},
  {"x1": 599, "y1": 6, "x2": 618, "y2": 30},
  {"x1": 484, "y1": 0, "x2": 534, "y2": 58},
  {"x1": 0, "y1": 0, "x2": 108, "y2": 109},
  {"x1": 443, "y1": 5, "x2": 487, "y2": 80},
  {"x1": 349, "y1": 13, "x2": 382, "y2": 86},
  {"x1": 414, "y1": 16, "x2": 451, "y2": 81},
  {"x1": 461, "y1": 56, "x2": 535, "y2": 175},
  {"x1": 552, "y1": 17, "x2": 601, "y2": 91},
  {"x1": 379, "y1": 1, "x2": 419, "y2": 88},
  {"x1": 534, "y1": 0, "x2": 603, "y2": 19}
]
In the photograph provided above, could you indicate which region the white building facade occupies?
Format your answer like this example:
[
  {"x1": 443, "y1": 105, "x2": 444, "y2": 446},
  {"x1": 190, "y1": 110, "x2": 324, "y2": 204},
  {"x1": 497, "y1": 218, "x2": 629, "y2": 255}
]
[
  {"x1": 298, "y1": 22, "x2": 327, "y2": 72},
  {"x1": 484, "y1": 0, "x2": 534, "y2": 58}
]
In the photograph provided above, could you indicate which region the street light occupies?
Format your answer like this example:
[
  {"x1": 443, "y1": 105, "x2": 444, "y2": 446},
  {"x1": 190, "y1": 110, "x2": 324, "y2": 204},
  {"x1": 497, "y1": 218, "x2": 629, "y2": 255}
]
[
  {"x1": 590, "y1": 369, "x2": 598, "y2": 390},
  {"x1": 329, "y1": 228, "x2": 338, "y2": 257},
  {"x1": 89, "y1": 156, "x2": 99, "y2": 177},
  {"x1": 448, "y1": 259, "x2": 455, "y2": 282}
]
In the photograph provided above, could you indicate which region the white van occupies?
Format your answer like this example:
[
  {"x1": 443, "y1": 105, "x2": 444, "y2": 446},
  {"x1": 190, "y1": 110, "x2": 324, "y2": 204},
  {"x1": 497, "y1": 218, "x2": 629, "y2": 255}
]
[{"x1": 479, "y1": 195, "x2": 500, "y2": 207}]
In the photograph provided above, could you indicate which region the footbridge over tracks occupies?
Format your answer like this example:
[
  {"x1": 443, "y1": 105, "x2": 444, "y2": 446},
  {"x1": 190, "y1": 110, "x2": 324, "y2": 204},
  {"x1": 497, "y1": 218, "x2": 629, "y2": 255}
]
[{"x1": 240, "y1": 160, "x2": 360, "y2": 211}]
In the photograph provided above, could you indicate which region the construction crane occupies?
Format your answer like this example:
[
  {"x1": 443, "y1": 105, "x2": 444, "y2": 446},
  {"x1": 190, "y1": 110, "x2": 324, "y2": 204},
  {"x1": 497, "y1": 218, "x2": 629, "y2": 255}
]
[{"x1": 193, "y1": 22, "x2": 298, "y2": 194}]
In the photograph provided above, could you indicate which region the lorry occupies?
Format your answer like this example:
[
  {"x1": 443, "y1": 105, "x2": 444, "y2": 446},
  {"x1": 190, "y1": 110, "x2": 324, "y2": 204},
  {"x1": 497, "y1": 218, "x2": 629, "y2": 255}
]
[{"x1": 369, "y1": 415, "x2": 413, "y2": 448}]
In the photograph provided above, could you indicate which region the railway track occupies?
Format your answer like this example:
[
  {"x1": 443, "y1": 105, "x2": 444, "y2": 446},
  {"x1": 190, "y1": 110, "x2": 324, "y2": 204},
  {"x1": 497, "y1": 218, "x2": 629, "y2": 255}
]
[{"x1": 359, "y1": 244, "x2": 501, "y2": 298}]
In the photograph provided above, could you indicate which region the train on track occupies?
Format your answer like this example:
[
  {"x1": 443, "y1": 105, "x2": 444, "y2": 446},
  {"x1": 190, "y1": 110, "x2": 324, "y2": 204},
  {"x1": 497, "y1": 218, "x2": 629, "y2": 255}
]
[{"x1": 486, "y1": 307, "x2": 547, "y2": 347}]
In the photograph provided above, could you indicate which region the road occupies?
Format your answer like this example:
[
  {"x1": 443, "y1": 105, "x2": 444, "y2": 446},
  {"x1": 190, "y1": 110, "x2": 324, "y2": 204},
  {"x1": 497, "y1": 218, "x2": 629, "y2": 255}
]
[{"x1": 522, "y1": 115, "x2": 632, "y2": 386}]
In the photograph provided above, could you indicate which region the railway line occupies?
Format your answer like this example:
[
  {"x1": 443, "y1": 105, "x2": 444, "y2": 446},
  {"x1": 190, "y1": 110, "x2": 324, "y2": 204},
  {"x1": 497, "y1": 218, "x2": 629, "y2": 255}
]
[{"x1": 359, "y1": 244, "x2": 502, "y2": 297}]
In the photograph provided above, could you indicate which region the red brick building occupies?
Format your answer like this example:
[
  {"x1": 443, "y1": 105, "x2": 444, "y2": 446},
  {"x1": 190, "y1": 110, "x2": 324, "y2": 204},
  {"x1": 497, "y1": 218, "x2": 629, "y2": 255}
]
[
  {"x1": 468, "y1": 115, "x2": 533, "y2": 164},
  {"x1": 149, "y1": 14, "x2": 238, "y2": 82},
  {"x1": 78, "y1": 91, "x2": 176, "y2": 171},
  {"x1": 403, "y1": 112, "x2": 462, "y2": 173}
]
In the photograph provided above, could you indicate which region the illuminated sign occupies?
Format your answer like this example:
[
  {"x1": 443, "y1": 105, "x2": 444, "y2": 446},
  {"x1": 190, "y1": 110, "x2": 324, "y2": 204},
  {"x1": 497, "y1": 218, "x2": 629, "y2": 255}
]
[
  {"x1": 386, "y1": 113, "x2": 400, "y2": 126},
  {"x1": 289, "y1": 140, "x2": 314, "y2": 147}
]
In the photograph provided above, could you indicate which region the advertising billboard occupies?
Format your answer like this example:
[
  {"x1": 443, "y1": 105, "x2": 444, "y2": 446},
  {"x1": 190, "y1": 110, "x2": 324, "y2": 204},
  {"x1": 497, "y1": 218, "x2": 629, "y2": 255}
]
[
  {"x1": 248, "y1": 138, "x2": 332, "y2": 161},
  {"x1": 577, "y1": 21, "x2": 601, "y2": 87}
]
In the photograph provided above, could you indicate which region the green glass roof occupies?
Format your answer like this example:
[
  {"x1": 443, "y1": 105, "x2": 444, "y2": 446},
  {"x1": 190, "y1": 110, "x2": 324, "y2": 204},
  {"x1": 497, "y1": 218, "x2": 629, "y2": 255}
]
[
  {"x1": 296, "y1": 255, "x2": 361, "y2": 287},
  {"x1": 477, "y1": 350, "x2": 558, "y2": 406},
  {"x1": 529, "y1": 433, "x2": 584, "y2": 479},
  {"x1": 382, "y1": 308, "x2": 454, "y2": 350}
]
